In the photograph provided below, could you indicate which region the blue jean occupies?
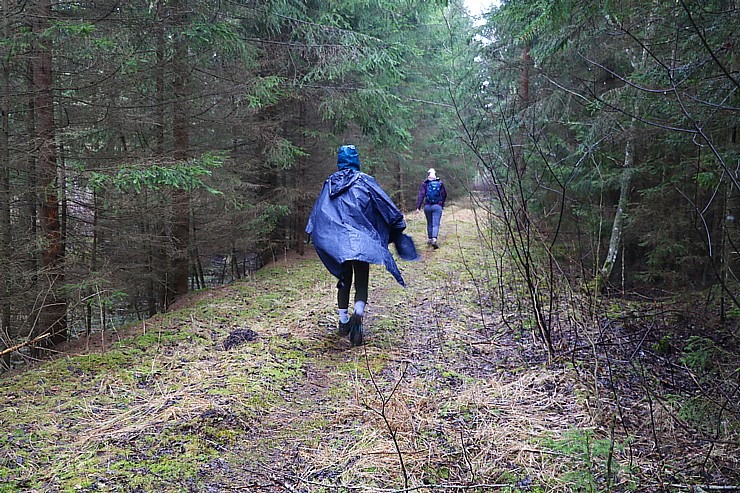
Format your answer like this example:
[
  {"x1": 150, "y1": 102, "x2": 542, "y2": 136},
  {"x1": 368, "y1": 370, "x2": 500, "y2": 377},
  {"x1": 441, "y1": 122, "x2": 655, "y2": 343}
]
[{"x1": 424, "y1": 204, "x2": 443, "y2": 239}]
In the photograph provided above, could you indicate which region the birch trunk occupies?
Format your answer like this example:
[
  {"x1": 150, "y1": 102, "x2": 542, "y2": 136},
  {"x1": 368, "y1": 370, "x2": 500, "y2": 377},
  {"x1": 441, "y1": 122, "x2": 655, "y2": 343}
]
[
  {"x1": 596, "y1": 4, "x2": 657, "y2": 293},
  {"x1": 597, "y1": 136, "x2": 633, "y2": 291}
]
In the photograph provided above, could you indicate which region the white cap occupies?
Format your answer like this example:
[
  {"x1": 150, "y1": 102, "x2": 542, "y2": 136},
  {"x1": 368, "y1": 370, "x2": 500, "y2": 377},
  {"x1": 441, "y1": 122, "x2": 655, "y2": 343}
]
[{"x1": 427, "y1": 168, "x2": 437, "y2": 179}]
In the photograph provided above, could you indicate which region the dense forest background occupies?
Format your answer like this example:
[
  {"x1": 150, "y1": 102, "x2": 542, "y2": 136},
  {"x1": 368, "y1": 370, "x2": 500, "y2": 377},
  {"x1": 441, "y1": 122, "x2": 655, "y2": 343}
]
[{"x1": 0, "y1": 0, "x2": 738, "y2": 369}]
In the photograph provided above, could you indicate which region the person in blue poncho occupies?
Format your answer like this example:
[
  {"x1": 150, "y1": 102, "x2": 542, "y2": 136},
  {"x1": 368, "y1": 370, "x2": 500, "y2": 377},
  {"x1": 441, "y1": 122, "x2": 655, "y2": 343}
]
[{"x1": 306, "y1": 145, "x2": 418, "y2": 346}]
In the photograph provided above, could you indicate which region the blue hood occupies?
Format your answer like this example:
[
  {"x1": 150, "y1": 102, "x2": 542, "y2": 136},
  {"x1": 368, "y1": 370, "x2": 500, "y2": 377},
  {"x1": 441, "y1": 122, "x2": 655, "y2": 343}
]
[
  {"x1": 328, "y1": 168, "x2": 361, "y2": 198},
  {"x1": 337, "y1": 145, "x2": 361, "y2": 171}
]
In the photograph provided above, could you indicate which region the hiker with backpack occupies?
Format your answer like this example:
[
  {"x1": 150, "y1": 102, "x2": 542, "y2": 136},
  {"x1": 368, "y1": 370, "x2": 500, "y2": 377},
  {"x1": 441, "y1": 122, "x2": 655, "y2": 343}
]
[
  {"x1": 416, "y1": 168, "x2": 447, "y2": 248},
  {"x1": 306, "y1": 145, "x2": 418, "y2": 346}
]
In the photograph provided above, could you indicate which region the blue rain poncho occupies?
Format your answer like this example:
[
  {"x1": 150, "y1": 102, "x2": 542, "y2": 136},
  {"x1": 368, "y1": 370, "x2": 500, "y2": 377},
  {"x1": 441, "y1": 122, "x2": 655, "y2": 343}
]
[{"x1": 306, "y1": 146, "x2": 417, "y2": 286}]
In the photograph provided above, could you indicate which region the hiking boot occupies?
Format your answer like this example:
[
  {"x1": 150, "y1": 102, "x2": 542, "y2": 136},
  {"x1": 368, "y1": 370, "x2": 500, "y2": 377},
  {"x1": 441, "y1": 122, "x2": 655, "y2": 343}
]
[
  {"x1": 338, "y1": 320, "x2": 351, "y2": 336},
  {"x1": 349, "y1": 313, "x2": 363, "y2": 346},
  {"x1": 431, "y1": 238, "x2": 439, "y2": 249}
]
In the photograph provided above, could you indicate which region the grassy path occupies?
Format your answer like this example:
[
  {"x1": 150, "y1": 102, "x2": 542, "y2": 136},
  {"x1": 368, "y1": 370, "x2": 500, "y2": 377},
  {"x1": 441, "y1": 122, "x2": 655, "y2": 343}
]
[{"x1": 1, "y1": 203, "x2": 602, "y2": 492}]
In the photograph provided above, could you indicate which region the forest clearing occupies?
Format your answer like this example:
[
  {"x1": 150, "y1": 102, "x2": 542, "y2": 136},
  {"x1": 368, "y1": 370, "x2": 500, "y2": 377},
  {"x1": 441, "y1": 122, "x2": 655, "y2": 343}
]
[{"x1": 1, "y1": 201, "x2": 737, "y2": 492}]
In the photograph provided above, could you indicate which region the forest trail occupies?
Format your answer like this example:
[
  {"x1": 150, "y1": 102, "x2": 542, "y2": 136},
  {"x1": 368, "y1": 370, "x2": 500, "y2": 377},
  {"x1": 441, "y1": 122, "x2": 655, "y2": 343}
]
[{"x1": 2, "y1": 200, "x2": 734, "y2": 492}]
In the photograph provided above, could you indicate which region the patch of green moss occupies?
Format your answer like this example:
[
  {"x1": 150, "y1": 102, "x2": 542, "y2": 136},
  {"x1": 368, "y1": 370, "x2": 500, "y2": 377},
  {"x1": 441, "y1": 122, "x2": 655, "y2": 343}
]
[
  {"x1": 5, "y1": 358, "x2": 71, "y2": 393},
  {"x1": 326, "y1": 378, "x2": 354, "y2": 400},
  {"x1": 439, "y1": 368, "x2": 469, "y2": 386},
  {"x1": 438, "y1": 401, "x2": 482, "y2": 424},
  {"x1": 134, "y1": 328, "x2": 207, "y2": 348},
  {"x1": 652, "y1": 335, "x2": 672, "y2": 355},
  {"x1": 78, "y1": 429, "x2": 224, "y2": 492},
  {"x1": 421, "y1": 463, "x2": 451, "y2": 483},
  {"x1": 223, "y1": 372, "x2": 281, "y2": 410},
  {"x1": 66, "y1": 349, "x2": 136, "y2": 373}
]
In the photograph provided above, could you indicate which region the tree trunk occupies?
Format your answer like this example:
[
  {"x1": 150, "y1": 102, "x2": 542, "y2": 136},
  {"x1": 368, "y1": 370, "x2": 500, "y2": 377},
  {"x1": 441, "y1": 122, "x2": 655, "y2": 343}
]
[
  {"x1": 146, "y1": 0, "x2": 166, "y2": 314},
  {"x1": 595, "y1": 8, "x2": 654, "y2": 293},
  {"x1": 514, "y1": 43, "x2": 532, "y2": 229},
  {"x1": 597, "y1": 135, "x2": 633, "y2": 291},
  {"x1": 516, "y1": 42, "x2": 531, "y2": 177},
  {"x1": 85, "y1": 190, "x2": 99, "y2": 336},
  {"x1": 519, "y1": 43, "x2": 530, "y2": 110},
  {"x1": 31, "y1": 0, "x2": 66, "y2": 347},
  {"x1": 1, "y1": 0, "x2": 12, "y2": 366},
  {"x1": 395, "y1": 156, "x2": 406, "y2": 210},
  {"x1": 296, "y1": 100, "x2": 306, "y2": 255},
  {"x1": 170, "y1": 0, "x2": 190, "y2": 300}
]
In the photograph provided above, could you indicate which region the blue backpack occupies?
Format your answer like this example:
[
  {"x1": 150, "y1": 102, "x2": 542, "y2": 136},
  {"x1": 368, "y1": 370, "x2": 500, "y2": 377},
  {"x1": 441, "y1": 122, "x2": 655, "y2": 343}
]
[{"x1": 425, "y1": 179, "x2": 442, "y2": 204}]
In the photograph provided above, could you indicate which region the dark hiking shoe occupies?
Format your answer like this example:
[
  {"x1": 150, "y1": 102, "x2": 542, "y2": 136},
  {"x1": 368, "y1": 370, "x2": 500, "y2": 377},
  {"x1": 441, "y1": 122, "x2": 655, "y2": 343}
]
[
  {"x1": 431, "y1": 238, "x2": 439, "y2": 249},
  {"x1": 349, "y1": 313, "x2": 363, "y2": 346},
  {"x1": 338, "y1": 320, "x2": 351, "y2": 336}
]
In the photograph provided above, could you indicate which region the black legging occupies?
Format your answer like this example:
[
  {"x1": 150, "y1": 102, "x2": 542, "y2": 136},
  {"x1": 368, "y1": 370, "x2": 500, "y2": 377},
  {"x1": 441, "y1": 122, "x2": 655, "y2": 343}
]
[{"x1": 337, "y1": 260, "x2": 369, "y2": 309}]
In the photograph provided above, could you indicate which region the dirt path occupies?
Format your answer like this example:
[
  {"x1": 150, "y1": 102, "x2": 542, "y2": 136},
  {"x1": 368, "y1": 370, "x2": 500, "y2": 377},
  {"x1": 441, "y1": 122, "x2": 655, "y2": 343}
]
[{"x1": 204, "y1": 204, "x2": 591, "y2": 491}]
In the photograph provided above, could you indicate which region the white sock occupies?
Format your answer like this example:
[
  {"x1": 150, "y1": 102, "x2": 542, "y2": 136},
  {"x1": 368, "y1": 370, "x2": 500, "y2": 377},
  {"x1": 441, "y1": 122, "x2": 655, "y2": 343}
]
[
  {"x1": 354, "y1": 301, "x2": 366, "y2": 317},
  {"x1": 339, "y1": 309, "x2": 349, "y2": 323}
]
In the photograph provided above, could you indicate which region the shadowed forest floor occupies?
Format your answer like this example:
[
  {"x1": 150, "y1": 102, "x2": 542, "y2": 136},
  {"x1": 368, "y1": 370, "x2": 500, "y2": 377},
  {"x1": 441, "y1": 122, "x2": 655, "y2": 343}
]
[{"x1": 1, "y1": 202, "x2": 738, "y2": 492}]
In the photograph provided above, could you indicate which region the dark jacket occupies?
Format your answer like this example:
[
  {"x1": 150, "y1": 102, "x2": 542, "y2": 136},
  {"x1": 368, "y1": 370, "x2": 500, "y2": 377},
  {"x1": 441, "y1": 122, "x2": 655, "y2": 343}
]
[
  {"x1": 416, "y1": 178, "x2": 447, "y2": 209},
  {"x1": 306, "y1": 166, "x2": 416, "y2": 287}
]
